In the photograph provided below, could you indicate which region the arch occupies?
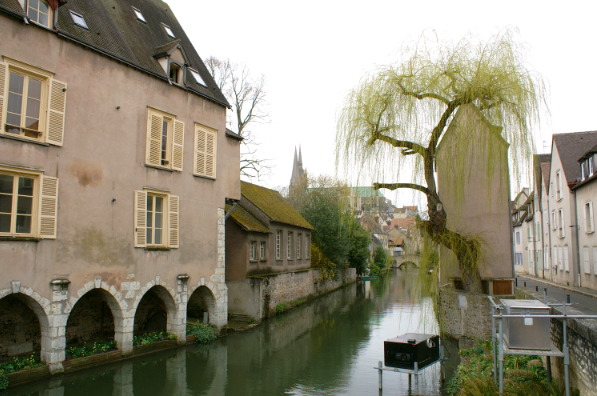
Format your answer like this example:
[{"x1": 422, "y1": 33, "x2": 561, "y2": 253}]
[
  {"x1": 187, "y1": 286, "x2": 216, "y2": 324},
  {"x1": 65, "y1": 288, "x2": 123, "y2": 347},
  {"x1": 397, "y1": 261, "x2": 419, "y2": 269},
  {"x1": 133, "y1": 285, "x2": 177, "y2": 336},
  {"x1": 0, "y1": 292, "x2": 49, "y2": 358}
]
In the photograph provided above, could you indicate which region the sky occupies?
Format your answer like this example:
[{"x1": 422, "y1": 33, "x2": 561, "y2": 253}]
[{"x1": 168, "y1": 0, "x2": 597, "y2": 207}]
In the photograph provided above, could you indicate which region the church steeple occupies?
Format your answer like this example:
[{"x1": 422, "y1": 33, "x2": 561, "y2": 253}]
[{"x1": 290, "y1": 145, "x2": 305, "y2": 190}]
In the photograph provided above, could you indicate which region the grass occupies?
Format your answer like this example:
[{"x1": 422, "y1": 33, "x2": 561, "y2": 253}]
[{"x1": 446, "y1": 338, "x2": 577, "y2": 396}]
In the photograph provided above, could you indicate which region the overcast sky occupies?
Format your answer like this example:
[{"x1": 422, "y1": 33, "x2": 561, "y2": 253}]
[{"x1": 169, "y1": 0, "x2": 597, "y2": 207}]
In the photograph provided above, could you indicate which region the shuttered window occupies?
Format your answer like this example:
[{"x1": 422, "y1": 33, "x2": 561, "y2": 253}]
[
  {"x1": 584, "y1": 202, "x2": 594, "y2": 233},
  {"x1": 134, "y1": 189, "x2": 179, "y2": 248},
  {"x1": 194, "y1": 124, "x2": 217, "y2": 178},
  {"x1": 0, "y1": 166, "x2": 57, "y2": 238},
  {"x1": 583, "y1": 247, "x2": 590, "y2": 274},
  {"x1": 145, "y1": 108, "x2": 184, "y2": 171},
  {"x1": 563, "y1": 246, "x2": 569, "y2": 271},
  {"x1": 276, "y1": 230, "x2": 281, "y2": 260},
  {"x1": 0, "y1": 60, "x2": 66, "y2": 146}
]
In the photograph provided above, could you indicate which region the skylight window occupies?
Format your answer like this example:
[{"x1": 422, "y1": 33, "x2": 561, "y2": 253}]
[
  {"x1": 189, "y1": 69, "x2": 207, "y2": 87},
  {"x1": 162, "y1": 23, "x2": 175, "y2": 38},
  {"x1": 132, "y1": 7, "x2": 146, "y2": 23},
  {"x1": 69, "y1": 10, "x2": 88, "y2": 29}
]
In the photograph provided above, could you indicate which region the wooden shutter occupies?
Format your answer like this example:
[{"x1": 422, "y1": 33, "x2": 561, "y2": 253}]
[
  {"x1": 168, "y1": 194, "x2": 179, "y2": 248},
  {"x1": 593, "y1": 247, "x2": 597, "y2": 274},
  {"x1": 563, "y1": 246, "x2": 569, "y2": 271},
  {"x1": 194, "y1": 127, "x2": 206, "y2": 175},
  {"x1": 171, "y1": 120, "x2": 184, "y2": 171},
  {"x1": 46, "y1": 79, "x2": 67, "y2": 146},
  {"x1": 147, "y1": 113, "x2": 162, "y2": 166},
  {"x1": 39, "y1": 175, "x2": 59, "y2": 238},
  {"x1": 205, "y1": 131, "x2": 216, "y2": 178},
  {"x1": 194, "y1": 126, "x2": 216, "y2": 178},
  {"x1": 0, "y1": 62, "x2": 7, "y2": 130},
  {"x1": 134, "y1": 190, "x2": 147, "y2": 247}
]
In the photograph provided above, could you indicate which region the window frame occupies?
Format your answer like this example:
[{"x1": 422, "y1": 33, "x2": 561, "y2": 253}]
[
  {"x1": 162, "y1": 23, "x2": 176, "y2": 38},
  {"x1": 27, "y1": 0, "x2": 53, "y2": 28},
  {"x1": 275, "y1": 230, "x2": 282, "y2": 260},
  {"x1": 193, "y1": 123, "x2": 217, "y2": 179},
  {"x1": 583, "y1": 247, "x2": 590, "y2": 274},
  {"x1": 558, "y1": 208, "x2": 565, "y2": 238},
  {"x1": 131, "y1": 6, "x2": 146, "y2": 23},
  {"x1": 134, "y1": 189, "x2": 179, "y2": 249},
  {"x1": 306, "y1": 234, "x2": 311, "y2": 259},
  {"x1": 145, "y1": 192, "x2": 167, "y2": 247},
  {"x1": 287, "y1": 231, "x2": 293, "y2": 260},
  {"x1": 69, "y1": 10, "x2": 89, "y2": 30},
  {"x1": 556, "y1": 171, "x2": 562, "y2": 201},
  {"x1": 297, "y1": 233, "x2": 301, "y2": 259},
  {"x1": 0, "y1": 169, "x2": 38, "y2": 237},
  {"x1": 585, "y1": 201, "x2": 594, "y2": 234},
  {"x1": 260, "y1": 241, "x2": 266, "y2": 261},
  {"x1": 145, "y1": 107, "x2": 184, "y2": 171},
  {"x1": 249, "y1": 241, "x2": 257, "y2": 262}
]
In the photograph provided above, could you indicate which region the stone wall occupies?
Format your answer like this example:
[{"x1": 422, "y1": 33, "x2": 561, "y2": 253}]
[
  {"x1": 516, "y1": 288, "x2": 597, "y2": 396},
  {"x1": 439, "y1": 287, "x2": 493, "y2": 340},
  {"x1": 227, "y1": 267, "x2": 357, "y2": 320}
]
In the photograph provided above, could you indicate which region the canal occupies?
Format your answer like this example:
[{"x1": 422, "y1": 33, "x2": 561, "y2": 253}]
[{"x1": 6, "y1": 269, "x2": 459, "y2": 395}]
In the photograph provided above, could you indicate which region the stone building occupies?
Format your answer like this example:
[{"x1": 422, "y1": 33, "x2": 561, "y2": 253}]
[
  {"x1": 225, "y1": 181, "x2": 314, "y2": 319},
  {"x1": 0, "y1": 0, "x2": 240, "y2": 372}
]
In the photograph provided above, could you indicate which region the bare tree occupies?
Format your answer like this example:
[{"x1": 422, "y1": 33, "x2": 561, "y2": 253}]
[{"x1": 205, "y1": 57, "x2": 270, "y2": 179}]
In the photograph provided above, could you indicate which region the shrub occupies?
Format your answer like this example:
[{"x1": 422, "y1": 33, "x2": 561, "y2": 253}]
[
  {"x1": 0, "y1": 371, "x2": 7, "y2": 391},
  {"x1": 276, "y1": 302, "x2": 289, "y2": 313},
  {"x1": 187, "y1": 323, "x2": 218, "y2": 344},
  {"x1": 0, "y1": 354, "x2": 44, "y2": 391},
  {"x1": 132, "y1": 331, "x2": 176, "y2": 347},
  {"x1": 66, "y1": 340, "x2": 116, "y2": 358}
]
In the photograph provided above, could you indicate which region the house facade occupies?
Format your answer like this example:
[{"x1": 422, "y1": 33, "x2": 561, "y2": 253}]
[{"x1": 0, "y1": 0, "x2": 240, "y2": 371}]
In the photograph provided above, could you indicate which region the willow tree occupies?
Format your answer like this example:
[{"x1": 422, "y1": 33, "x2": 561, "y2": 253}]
[{"x1": 336, "y1": 29, "x2": 546, "y2": 291}]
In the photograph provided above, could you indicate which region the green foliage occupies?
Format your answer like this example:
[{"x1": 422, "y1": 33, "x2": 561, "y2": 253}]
[
  {"x1": 276, "y1": 302, "x2": 289, "y2": 313},
  {"x1": 345, "y1": 215, "x2": 371, "y2": 275},
  {"x1": 0, "y1": 354, "x2": 44, "y2": 390},
  {"x1": 66, "y1": 340, "x2": 116, "y2": 358},
  {"x1": 187, "y1": 323, "x2": 218, "y2": 344},
  {"x1": 0, "y1": 371, "x2": 7, "y2": 390},
  {"x1": 370, "y1": 245, "x2": 390, "y2": 275},
  {"x1": 446, "y1": 338, "x2": 570, "y2": 396},
  {"x1": 132, "y1": 331, "x2": 176, "y2": 347},
  {"x1": 311, "y1": 244, "x2": 336, "y2": 280}
]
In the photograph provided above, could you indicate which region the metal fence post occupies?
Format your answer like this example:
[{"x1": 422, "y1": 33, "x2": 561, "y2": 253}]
[
  {"x1": 498, "y1": 311, "x2": 504, "y2": 395},
  {"x1": 492, "y1": 305, "x2": 497, "y2": 385},
  {"x1": 563, "y1": 301, "x2": 570, "y2": 396},
  {"x1": 378, "y1": 361, "x2": 383, "y2": 390}
]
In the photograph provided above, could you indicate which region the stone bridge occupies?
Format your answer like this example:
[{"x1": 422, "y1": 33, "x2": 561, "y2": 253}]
[{"x1": 391, "y1": 254, "x2": 421, "y2": 269}]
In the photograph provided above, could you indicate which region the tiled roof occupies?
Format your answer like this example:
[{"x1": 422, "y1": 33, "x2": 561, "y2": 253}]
[
  {"x1": 389, "y1": 217, "x2": 416, "y2": 230},
  {"x1": 241, "y1": 181, "x2": 313, "y2": 230},
  {"x1": 553, "y1": 131, "x2": 597, "y2": 185},
  {"x1": 226, "y1": 204, "x2": 270, "y2": 234},
  {"x1": 578, "y1": 144, "x2": 597, "y2": 162},
  {"x1": 0, "y1": 0, "x2": 228, "y2": 108},
  {"x1": 533, "y1": 154, "x2": 550, "y2": 193},
  {"x1": 351, "y1": 186, "x2": 384, "y2": 197}
]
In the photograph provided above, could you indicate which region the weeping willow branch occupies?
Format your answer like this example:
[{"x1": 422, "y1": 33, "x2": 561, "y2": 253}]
[{"x1": 373, "y1": 182, "x2": 431, "y2": 196}]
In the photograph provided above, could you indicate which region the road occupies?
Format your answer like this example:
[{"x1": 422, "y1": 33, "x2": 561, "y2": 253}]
[{"x1": 517, "y1": 275, "x2": 597, "y2": 316}]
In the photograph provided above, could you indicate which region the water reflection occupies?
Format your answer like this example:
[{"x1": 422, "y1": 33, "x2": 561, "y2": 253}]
[{"x1": 6, "y1": 270, "x2": 455, "y2": 396}]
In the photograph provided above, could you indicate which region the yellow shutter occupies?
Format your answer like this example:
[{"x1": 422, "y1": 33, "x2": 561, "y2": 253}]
[
  {"x1": 0, "y1": 62, "x2": 7, "y2": 130},
  {"x1": 171, "y1": 120, "x2": 184, "y2": 171},
  {"x1": 134, "y1": 190, "x2": 147, "y2": 247},
  {"x1": 46, "y1": 79, "x2": 67, "y2": 146},
  {"x1": 39, "y1": 175, "x2": 59, "y2": 239},
  {"x1": 205, "y1": 131, "x2": 216, "y2": 178},
  {"x1": 194, "y1": 127, "x2": 206, "y2": 175},
  {"x1": 146, "y1": 113, "x2": 162, "y2": 166},
  {"x1": 168, "y1": 194, "x2": 179, "y2": 248}
]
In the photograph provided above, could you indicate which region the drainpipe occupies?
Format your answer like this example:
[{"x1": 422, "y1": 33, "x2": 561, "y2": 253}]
[
  {"x1": 225, "y1": 201, "x2": 238, "y2": 220},
  {"x1": 574, "y1": 189, "x2": 582, "y2": 288}
]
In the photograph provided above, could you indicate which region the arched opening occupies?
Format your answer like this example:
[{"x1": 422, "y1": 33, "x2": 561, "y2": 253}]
[
  {"x1": 66, "y1": 289, "x2": 119, "y2": 347},
  {"x1": 0, "y1": 294, "x2": 47, "y2": 359},
  {"x1": 187, "y1": 286, "x2": 215, "y2": 325},
  {"x1": 134, "y1": 286, "x2": 176, "y2": 336}
]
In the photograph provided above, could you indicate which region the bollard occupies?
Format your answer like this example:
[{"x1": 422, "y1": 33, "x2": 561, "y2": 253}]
[
  {"x1": 515, "y1": 277, "x2": 518, "y2": 287},
  {"x1": 524, "y1": 281, "x2": 527, "y2": 287},
  {"x1": 567, "y1": 294, "x2": 570, "y2": 304}
]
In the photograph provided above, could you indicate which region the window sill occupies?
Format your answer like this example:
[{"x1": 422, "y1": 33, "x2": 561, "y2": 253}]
[
  {"x1": 145, "y1": 164, "x2": 174, "y2": 172},
  {"x1": 145, "y1": 246, "x2": 171, "y2": 251},
  {"x1": 193, "y1": 174, "x2": 216, "y2": 181},
  {"x1": 0, "y1": 236, "x2": 41, "y2": 242},
  {"x1": 260, "y1": 260, "x2": 267, "y2": 263},
  {"x1": 249, "y1": 260, "x2": 258, "y2": 264},
  {"x1": 0, "y1": 133, "x2": 49, "y2": 146}
]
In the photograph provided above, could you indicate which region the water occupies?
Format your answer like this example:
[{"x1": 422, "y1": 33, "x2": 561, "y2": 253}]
[{"x1": 6, "y1": 269, "x2": 459, "y2": 396}]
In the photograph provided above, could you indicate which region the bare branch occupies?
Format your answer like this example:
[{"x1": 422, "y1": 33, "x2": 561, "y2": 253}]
[{"x1": 373, "y1": 182, "x2": 431, "y2": 196}]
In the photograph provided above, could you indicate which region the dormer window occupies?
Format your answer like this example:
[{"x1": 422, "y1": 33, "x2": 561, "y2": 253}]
[
  {"x1": 169, "y1": 63, "x2": 182, "y2": 84},
  {"x1": 162, "y1": 23, "x2": 175, "y2": 38},
  {"x1": 27, "y1": 0, "x2": 51, "y2": 28},
  {"x1": 589, "y1": 157, "x2": 594, "y2": 176},
  {"x1": 69, "y1": 10, "x2": 88, "y2": 29},
  {"x1": 189, "y1": 69, "x2": 207, "y2": 87},
  {"x1": 132, "y1": 7, "x2": 146, "y2": 23}
]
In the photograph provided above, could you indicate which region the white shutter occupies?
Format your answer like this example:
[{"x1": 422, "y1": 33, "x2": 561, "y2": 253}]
[
  {"x1": 558, "y1": 246, "x2": 563, "y2": 269},
  {"x1": 171, "y1": 120, "x2": 184, "y2": 171},
  {"x1": 583, "y1": 247, "x2": 590, "y2": 274},
  {"x1": 39, "y1": 175, "x2": 58, "y2": 238},
  {"x1": 147, "y1": 113, "x2": 162, "y2": 166},
  {"x1": 168, "y1": 194, "x2": 179, "y2": 248},
  {"x1": 134, "y1": 190, "x2": 147, "y2": 247},
  {"x1": 593, "y1": 247, "x2": 597, "y2": 274},
  {"x1": 564, "y1": 246, "x2": 569, "y2": 271},
  {"x1": 590, "y1": 202, "x2": 594, "y2": 233},
  {"x1": 0, "y1": 62, "x2": 7, "y2": 130},
  {"x1": 46, "y1": 79, "x2": 67, "y2": 146},
  {"x1": 583, "y1": 203, "x2": 587, "y2": 231},
  {"x1": 194, "y1": 127, "x2": 206, "y2": 175},
  {"x1": 205, "y1": 131, "x2": 216, "y2": 178}
]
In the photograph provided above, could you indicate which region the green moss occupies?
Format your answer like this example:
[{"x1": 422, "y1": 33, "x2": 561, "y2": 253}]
[{"x1": 226, "y1": 204, "x2": 270, "y2": 233}]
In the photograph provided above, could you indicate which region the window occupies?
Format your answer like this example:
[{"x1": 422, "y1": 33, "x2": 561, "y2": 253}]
[
  {"x1": 69, "y1": 10, "x2": 88, "y2": 29},
  {"x1": 544, "y1": 248, "x2": 549, "y2": 270},
  {"x1": 583, "y1": 247, "x2": 590, "y2": 274},
  {"x1": 189, "y1": 69, "x2": 207, "y2": 87},
  {"x1": 557, "y1": 246, "x2": 563, "y2": 269},
  {"x1": 1, "y1": 59, "x2": 66, "y2": 145},
  {"x1": 249, "y1": 241, "x2": 257, "y2": 261},
  {"x1": 0, "y1": 166, "x2": 58, "y2": 238},
  {"x1": 132, "y1": 7, "x2": 146, "y2": 22},
  {"x1": 584, "y1": 202, "x2": 594, "y2": 233},
  {"x1": 556, "y1": 172, "x2": 562, "y2": 201},
  {"x1": 536, "y1": 222, "x2": 541, "y2": 239},
  {"x1": 563, "y1": 245, "x2": 569, "y2": 271},
  {"x1": 528, "y1": 250, "x2": 533, "y2": 269},
  {"x1": 28, "y1": 0, "x2": 51, "y2": 27},
  {"x1": 552, "y1": 210, "x2": 557, "y2": 230},
  {"x1": 527, "y1": 225, "x2": 531, "y2": 242},
  {"x1": 169, "y1": 62, "x2": 182, "y2": 84},
  {"x1": 516, "y1": 231, "x2": 520, "y2": 245},
  {"x1": 193, "y1": 124, "x2": 216, "y2": 178},
  {"x1": 260, "y1": 241, "x2": 266, "y2": 261},
  {"x1": 276, "y1": 230, "x2": 281, "y2": 260},
  {"x1": 558, "y1": 209, "x2": 565, "y2": 238},
  {"x1": 297, "y1": 233, "x2": 301, "y2": 259},
  {"x1": 162, "y1": 23, "x2": 175, "y2": 38},
  {"x1": 287, "y1": 231, "x2": 293, "y2": 259},
  {"x1": 306, "y1": 234, "x2": 311, "y2": 259},
  {"x1": 134, "y1": 189, "x2": 179, "y2": 248},
  {"x1": 589, "y1": 157, "x2": 595, "y2": 176},
  {"x1": 146, "y1": 108, "x2": 184, "y2": 171}
]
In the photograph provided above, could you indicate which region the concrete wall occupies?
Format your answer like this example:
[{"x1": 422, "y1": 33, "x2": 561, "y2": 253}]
[
  {"x1": 227, "y1": 267, "x2": 357, "y2": 320},
  {"x1": 0, "y1": 13, "x2": 238, "y2": 371}
]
